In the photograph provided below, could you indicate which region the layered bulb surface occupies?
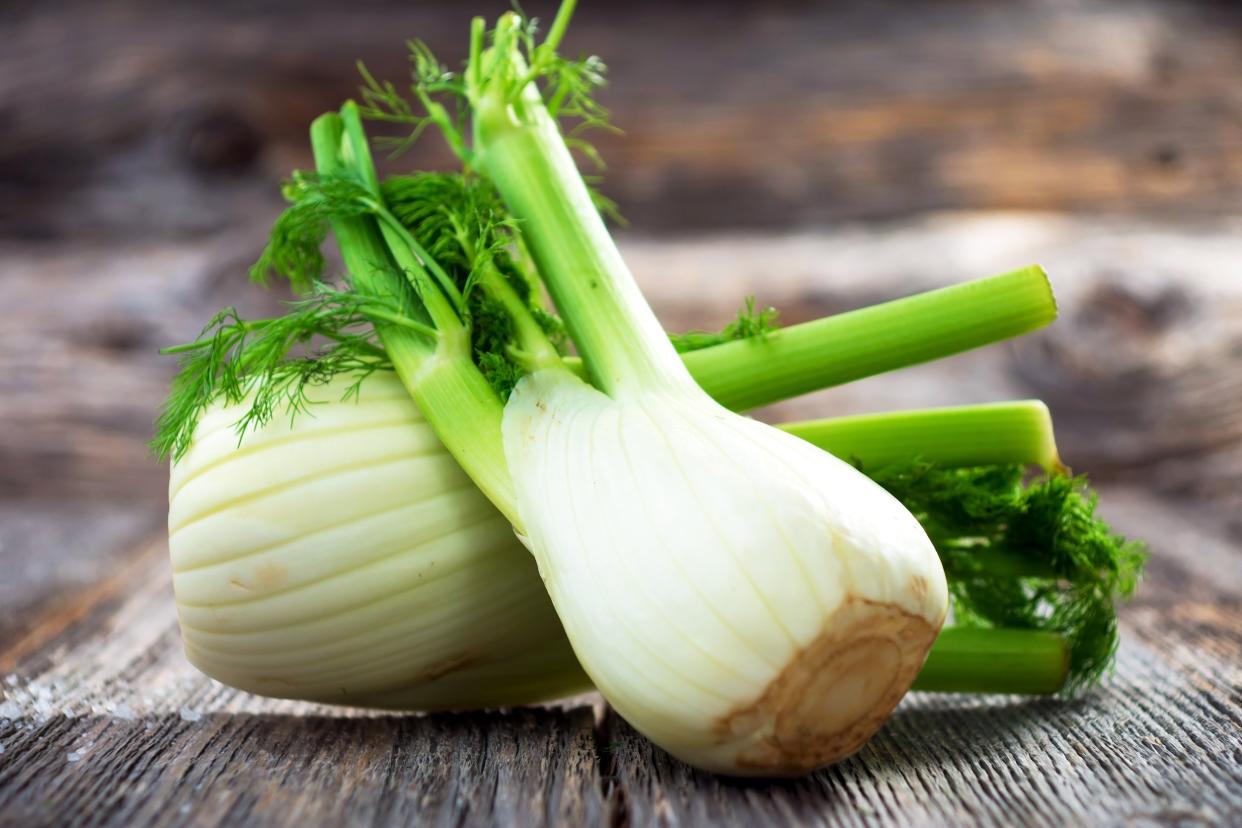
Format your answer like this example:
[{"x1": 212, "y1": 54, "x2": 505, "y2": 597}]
[
  {"x1": 167, "y1": 373, "x2": 589, "y2": 710},
  {"x1": 504, "y1": 371, "x2": 950, "y2": 775}
]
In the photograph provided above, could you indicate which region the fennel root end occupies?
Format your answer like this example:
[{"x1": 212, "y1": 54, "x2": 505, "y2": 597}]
[{"x1": 713, "y1": 596, "x2": 939, "y2": 776}]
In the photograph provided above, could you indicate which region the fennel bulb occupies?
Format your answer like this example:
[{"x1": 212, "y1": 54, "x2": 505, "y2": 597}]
[
  {"x1": 504, "y1": 372, "x2": 948, "y2": 774},
  {"x1": 168, "y1": 372, "x2": 588, "y2": 709},
  {"x1": 468, "y1": 7, "x2": 948, "y2": 774}
]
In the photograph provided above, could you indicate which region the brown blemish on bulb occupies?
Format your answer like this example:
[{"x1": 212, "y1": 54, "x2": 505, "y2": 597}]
[
  {"x1": 714, "y1": 597, "x2": 939, "y2": 776},
  {"x1": 414, "y1": 653, "x2": 478, "y2": 683},
  {"x1": 226, "y1": 564, "x2": 287, "y2": 593},
  {"x1": 909, "y1": 574, "x2": 929, "y2": 603},
  {"x1": 254, "y1": 563, "x2": 288, "y2": 590}
]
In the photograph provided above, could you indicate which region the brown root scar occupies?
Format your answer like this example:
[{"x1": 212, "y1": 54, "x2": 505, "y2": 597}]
[{"x1": 714, "y1": 596, "x2": 939, "y2": 775}]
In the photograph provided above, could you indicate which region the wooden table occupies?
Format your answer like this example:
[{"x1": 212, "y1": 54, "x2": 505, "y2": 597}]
[{"x1": 3, "y1": 1, "x2": 1241, "y2": 825}]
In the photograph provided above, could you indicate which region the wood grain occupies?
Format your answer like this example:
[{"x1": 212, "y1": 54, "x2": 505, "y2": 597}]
[
  {"x1": 0, "y1": 505, "x2": 160, "y2": 655},
  {"x1": 1, "y1": 484, "x2": 1239, "y2": 826},
  {"x1": 3, "y1": 0, "x2": 1241, "y2": 239},
  {"x1": 0, "y1": 541, "x2": 607, "y2": 828}
]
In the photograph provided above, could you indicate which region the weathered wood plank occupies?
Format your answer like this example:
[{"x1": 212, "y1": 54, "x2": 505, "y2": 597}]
[
  {"x1": 0, "y1": 236, "x2": 279, "y2": 501},
  {"x1": 0, "y1": 504, "x2": 162, "y2": 663},
  {"x1": 0, "y1": 707, "x2": 604, "y2": 828},
  {"x1": 2, "y1": 1, "x2": 1238, "y2": 820},
  {"x1": 2, "y1": 483, "x2": 1238, "y2": 826},
  {"x1": 3, "y1": 0, "x2": 1241, "y2": 239},
  {"x1": 0, "y1": 539, "x2": 607, "y2": 828}
]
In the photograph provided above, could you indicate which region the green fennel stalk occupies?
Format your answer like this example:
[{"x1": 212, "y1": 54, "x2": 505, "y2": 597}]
[
  {"x1": 310, "y1": 108, "x2": 523, "y2": 521},
  {"x1": 155, "y1": 267, "x2": 1058, "y2": 461}
]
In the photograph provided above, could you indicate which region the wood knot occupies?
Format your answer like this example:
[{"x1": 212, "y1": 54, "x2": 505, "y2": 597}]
[
  {"x1": 178, "y1": 105, "x2": 264, "y2": 176},
  {"x1": 81, "y1": 317, "x2": 151, "y2": 354},
  {"x1": 1078, "y1": 280, "x2": 1192, "y2": 337}
]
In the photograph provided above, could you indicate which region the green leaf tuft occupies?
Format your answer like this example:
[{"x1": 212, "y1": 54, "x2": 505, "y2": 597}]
[
  {"x1": 151, "y1": 286, "x2": 425, "y2": 462},
  {"x1": 250, "y1": 172, "x2": 382, "y2": 292},
  {"x1": 868, "y1": 462, "x2": 1146, "y2": 692},
  {"x1": 382, "y1": 171, "x2": 565, "y2": 396},
  {"x1": 669, "y1": 297, "x2": 780, "y2": 353}
]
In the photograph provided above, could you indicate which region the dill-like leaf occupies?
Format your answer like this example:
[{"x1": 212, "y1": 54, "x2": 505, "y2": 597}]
[
  {"x1": 357, "y1": 61, "x2": 417, "y2": 124},
  {"x1": 357, "y1": 38, "x2": 471, "y2": 163},
  {"x1": 356, "y1": 5, "x2": 620, "y2": 212},
  {"x1": 670, "y1": 297, "x2": 780, "y2": 353},
  {"x1": 382, "y1": 171, "x2": 563, "y2": 397},
  {"x1": 250, "y1": 172, "x2": 381, "y2": 292},
  {"x1": 546, "y1": 53, "x2": 609, "y2": 124},
  {"x1": 382, "y1": 173, "x2": 506, "y2": 282},
  {"x1": 151, "y1": 286, "x2": 421, "y2": 461},
  {"x1": 476, "y1": 350, "x2": 527, "y2": 400},
  {"x1": 510, "y1": 9, "x2": 619, "y2": 204},
  {"x1": 408, "y1": 39, "x2": 461, "y2": 92},
  {"x1": 867, "y1": 462, "x2": 1146, "y2": 692},
  {"x1": 511, "y1": 8, "x2": 615, "y2": 139}
]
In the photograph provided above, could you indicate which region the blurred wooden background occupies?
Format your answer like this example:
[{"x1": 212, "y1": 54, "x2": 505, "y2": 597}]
[
  {"x1": 1, "y1": 0, "x2": 1240, "y2": 825},
  {"x1": 4, "y1": 0, "x2": 1242, "y2": 238}
]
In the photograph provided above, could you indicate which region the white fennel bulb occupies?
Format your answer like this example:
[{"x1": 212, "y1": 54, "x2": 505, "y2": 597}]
[
  {"x1": 504, "y1": 371, "x2": 948, "y2": 775},
  {"x1": 470, "y1": 6, "x2": 951, "y2": 773},
  {"x1": 168, "y1": 372, "x2": 588, "y2": 709}
]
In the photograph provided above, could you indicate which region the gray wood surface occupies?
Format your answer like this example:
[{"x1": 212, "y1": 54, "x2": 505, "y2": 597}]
[
  {"x1": 4, "y1": 0, "x2": 1242, "y2": 239},
  {"x1": 0, "y1": 538, "x2": 606, "y2": 828},
  {"x1": 0, "y1": 488, "x2": 1239, "y2": 826},
  {"x1": 3, "y1": 0, "x2": 1242, "y2": 824}
]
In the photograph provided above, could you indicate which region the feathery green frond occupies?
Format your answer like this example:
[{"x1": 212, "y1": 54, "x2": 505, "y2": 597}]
[
  {"x1": 381, "y1": 173, "x2": 509, "y2": 282},
  {"x1": 670, "y1": 297, "x2": 780, "y2": 353},
  {"x1": 151, "y1": 286, "x2": 431, "y2": 461},
  {"x1": 355, "y1": 3, "x2": 616, "y2": 181},
  {"x1": 381, "y1": 170, "x2": 565, "y2": 395},
  {"x1": 868, "y1": 462, "x2": 1146, "y2": 692},
  {"x1": 251, "y1": 159, "x2": 469, "y2": 332},
  {"x1": 250, "y1": 172, "x2": 383, "y2": 292},
  {"x1": 357, "y1": 41, "x2": 470, "y2": 162}
]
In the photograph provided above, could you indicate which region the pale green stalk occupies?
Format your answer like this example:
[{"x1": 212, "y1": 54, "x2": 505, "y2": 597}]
[
  {"x1": 781, "y1": 401, "x2": 1063, "y2": 472},
  {"x1": 686, "y1": 266, "x2": 1055, "y2": 411}
]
